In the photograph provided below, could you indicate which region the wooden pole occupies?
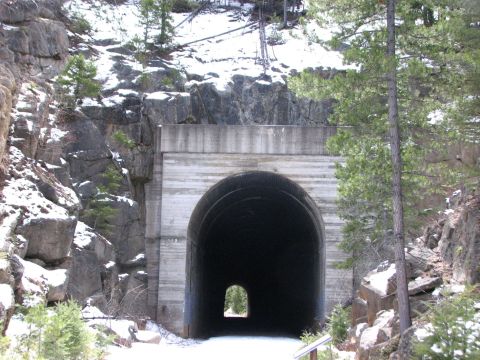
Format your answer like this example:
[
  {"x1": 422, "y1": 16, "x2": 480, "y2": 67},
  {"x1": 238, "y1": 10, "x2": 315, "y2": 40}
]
[{"x1": 309, "y1": 349, "x2": 317, "y2": 360}]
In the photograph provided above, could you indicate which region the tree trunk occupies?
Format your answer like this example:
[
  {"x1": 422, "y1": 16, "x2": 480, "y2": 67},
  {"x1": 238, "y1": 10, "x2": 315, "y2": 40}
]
[
  {"x1": 283, "y1": 0, "x2": 288, "y2": 28},
  {"x1": 386, "y1": 0, "x2": 411, "y2": 334}
]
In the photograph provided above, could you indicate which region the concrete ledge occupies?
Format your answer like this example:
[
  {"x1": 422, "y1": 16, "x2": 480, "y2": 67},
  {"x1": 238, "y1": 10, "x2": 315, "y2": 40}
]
[{"x1": 159, "y1": 124, "x2": 337, "y2": 155}]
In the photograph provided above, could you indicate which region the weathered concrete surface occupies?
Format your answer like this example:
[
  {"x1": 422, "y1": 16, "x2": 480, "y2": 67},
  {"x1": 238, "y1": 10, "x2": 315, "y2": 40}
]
[
  {"x1": 145, "y1": 125, "x2": 352, "y2": 336},
  {"x1": 159, "y1": 124, "x2": 337, "y2": 155}
]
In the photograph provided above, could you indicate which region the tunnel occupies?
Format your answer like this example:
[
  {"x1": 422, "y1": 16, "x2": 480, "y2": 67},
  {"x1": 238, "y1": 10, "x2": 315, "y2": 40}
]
[{"x1": 184, "y1": 171, "x2": 325, "y2": 338}]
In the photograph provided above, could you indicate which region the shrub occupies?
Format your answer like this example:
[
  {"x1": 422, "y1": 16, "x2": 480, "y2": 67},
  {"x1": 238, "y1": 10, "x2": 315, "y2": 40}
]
[
  {"x1": 161, "y1": 69, "x2": 182, "y2": 89},
  {"x1": 12, "y1": 301, "x2": 107, "y2": 360},
  {"x1": 172, "y1": 0, "x2": 199, "y2": 13},
  {"x1": 414, "y1": 288, "x2": 480, "y2": 360},
  {"x1": 0, "y1": 334, "x2": 10, "y2": 359},
  {"x1": 70, "y1": 12, "x2": 92, "y2": 34},
  {"x1": 267, "y1": 29, "x2": 286, "y2": 45},
  {"x1": 82, "y1": 165, "x2": 123, "y2": 235},
  {"x1": 98, "y1": 164, "x2": 123, "y2": 194},
  {"x1": 299, "y1": 330, "x2": 339, "y2": 360},
  {"x1": 112, "y1": 130, "x2": 136, "y2": 149},
  {"x1": 300, "y1": 329, "x2": 323, "y2": 344},
  {"x1": 328, "y1": 304, "x2": 349, "y2": 345},
  {"x1": 57, "y1": 54, "x2": 101, "y2": 108}
]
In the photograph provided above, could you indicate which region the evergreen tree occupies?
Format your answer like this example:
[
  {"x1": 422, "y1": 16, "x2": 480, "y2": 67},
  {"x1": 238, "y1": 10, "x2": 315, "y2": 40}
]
[
  {"x1": 290, "y1": 0, "x2": 479, "y2": 268},
  {"x1": 158, "y1": 0, "x2": 174, "y2": 45},
  {"x1": 12, "y1": 301, "x2": 105, "y2": 360},
  {"x1": 137, "y1": 0, "x2": 173, "y2": 60},
  {"x1": 82, "y1": 165, "x2": 123, "y2": 235},
  {"x1": 290, "y1": 0, "x2": 479, "y2": 333},
  {"x1": 57, "y1": 54, "x2": 101, "y2": 108}
]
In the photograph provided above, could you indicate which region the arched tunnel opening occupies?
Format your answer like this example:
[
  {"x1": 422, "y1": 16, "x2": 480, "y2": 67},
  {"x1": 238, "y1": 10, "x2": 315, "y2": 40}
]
[{"x1": 185, "y1": 171, "x2": 325, "y2": 338}]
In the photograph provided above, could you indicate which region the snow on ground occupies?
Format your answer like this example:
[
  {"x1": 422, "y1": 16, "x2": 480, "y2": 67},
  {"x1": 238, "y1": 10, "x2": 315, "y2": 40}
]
[
  {"x1": 65, "y1": 0, "x2": 347, "y2": 93},
  {"x1": 173, "y1": 7, "x2": 346, "y2": 84},
  {"x1": 106, "y1": 336, "x2": 303, "y2": 360}
]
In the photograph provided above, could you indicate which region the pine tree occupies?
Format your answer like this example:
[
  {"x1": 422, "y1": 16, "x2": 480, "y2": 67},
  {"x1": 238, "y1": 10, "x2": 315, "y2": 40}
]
[
  {"x1": 290, "y1": 0, "x2": 479, "y2": 267},
  {"x1": 137, "y1": 0, "x2": 174, "y2": 60},
  {"x1": 57, "y1": 54, "x2": 101, "y2": 108},
  {"x1": 82, "y1": 165, "x2": 122, "y2": 235},
  {"x1": 290, "y1": 0, "x2": 479, "y2": 334},
  {"x1": 158, "y1": 0, "x2": 174, "y2": 45},
  {"x1": 386, "y1": 0, "x2": 411, "y2": 333}
]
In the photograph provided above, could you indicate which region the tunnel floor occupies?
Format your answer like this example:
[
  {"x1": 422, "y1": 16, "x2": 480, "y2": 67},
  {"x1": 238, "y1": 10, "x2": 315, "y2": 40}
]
[{"x1": 186, "y1": 172, "x2": 324, "y2": 338}]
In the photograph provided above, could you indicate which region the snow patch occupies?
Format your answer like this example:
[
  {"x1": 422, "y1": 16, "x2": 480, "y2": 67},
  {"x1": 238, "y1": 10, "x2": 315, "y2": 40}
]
[
  {"x1": 365, "y1": 263, "x2": 396, "y2": 296},
  {"x1": 145, "y1": 92, "x2": 171, "y2": 101},
  {"x1": 74, "y1": 221, "x2": 96, "y2": 248}
]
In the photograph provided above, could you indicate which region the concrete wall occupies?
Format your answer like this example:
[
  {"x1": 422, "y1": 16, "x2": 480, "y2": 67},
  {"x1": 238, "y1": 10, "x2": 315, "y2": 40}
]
[{"x1": 145, "y1": 125, "x2": 352, "y2": 335}]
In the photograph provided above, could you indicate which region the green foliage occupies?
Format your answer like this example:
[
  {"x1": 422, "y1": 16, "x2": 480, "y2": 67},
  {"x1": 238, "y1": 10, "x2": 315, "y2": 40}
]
[
  {"x1": 98, "y1": 165, "x2": 123, "y2": 194},
  {"x1": 299, "y1": 330, "x2": 339, "y2": 360},
  {"x1": 70, "y1": 12, "x2": 92, "y2": 34},
  {"x1": 161, "y1": 69, "x2": 182, "y2": 89},
  {"x1": 413, "y1": 288, "x2": 480, "y2": 359},
  {"x1": 224, "y1": 285, "x2": 248, "y2": 315},
  {"x1": 300, "y1": 329, "x2": 324, "y2": 345},
  {"x1": 171, "y1": 0, "x2": 199, "y2": 13},
  {"x1": 82, "y1": 165, "x2": 123, "y2": 234},
  {"x1": 83, "y1": 196, "x2": 118, "y2": 235},
  {"x1": 137, "y1": 0, "x2": 174, "y2": 62},
  {"x1": 10, "y1": 301, "x2": 107, "y2": 360},
  {"x1": 156, "y1": 0, "x2": 174, "y2": 46},
  {"x1": 328, "y1": 305, "x2": 349, "y2": 345},
  {"x1": 138, "y1": 71, "x2": 152, "y2": 91},
  {"x1": 112, "y1": 130, "x2": 136, "y2": 149},
  {"x1": 128, "y1": 35, "x2": 149, "y2": 65},
  {"x1": 0, "y1": 333, "x2": 10, "y2": 360},
  {"x1": 289, "y1": 0, "x2": 480, "y2": 267},
  {"x1": 57, "y1": 54, "x2": 101, "y2": 108}
]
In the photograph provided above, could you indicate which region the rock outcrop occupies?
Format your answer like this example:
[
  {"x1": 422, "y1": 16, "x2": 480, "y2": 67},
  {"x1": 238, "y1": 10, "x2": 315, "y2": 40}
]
[
  {"x1": 438, "y1": 192, "x2": 480, "y2": 284},
  {"x1": 350, "y1": 189, "x2": 480, "y2": 360},
  {"x1": 0, "y1": 65, "x2": 15, "y2": 176}
]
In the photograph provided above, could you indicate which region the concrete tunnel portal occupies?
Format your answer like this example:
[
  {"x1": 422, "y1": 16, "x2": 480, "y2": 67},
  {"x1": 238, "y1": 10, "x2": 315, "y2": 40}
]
[{"x1": 185, "y1": 171, "x2": 326, "y2": 338}]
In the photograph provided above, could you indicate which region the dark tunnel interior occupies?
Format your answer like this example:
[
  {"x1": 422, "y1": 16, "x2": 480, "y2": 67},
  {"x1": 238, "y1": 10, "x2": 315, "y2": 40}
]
[{"x1": 185, "y1": 171, "x2": 325, "y2": 338}]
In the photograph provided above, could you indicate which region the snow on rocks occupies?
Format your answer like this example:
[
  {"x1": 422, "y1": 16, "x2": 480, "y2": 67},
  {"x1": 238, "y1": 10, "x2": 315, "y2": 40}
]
[
  {"x1": 3, "y1": 169, "x2": 77, "y2": 263},
  {"x1": 68, "y1": 222, "x2": 118, "y2": 309},
  {"x1": 14, "y1": 255, "x2": 69, "y2": 303},
  {"x1": 0, "y1": 283, "x2": 15, "y2": 332},
  {"x1": 82, "y1": 305, "x2": 136, "y2": 347},
  {"x1": 65, "y1": 0, "x2": 349, "y2": 118},
  {"x1": 363, "y1": 262, "x2": 397, "y2": 297},
  {"x1": 144, "y1": 91, "x2": 192, "y2": 126},
  {"x1": 356, "y1": 310, "x2": 395, "y2": 360},
  {"x1": 357, "y1": 262, "x2": 397, "y2": 326}
]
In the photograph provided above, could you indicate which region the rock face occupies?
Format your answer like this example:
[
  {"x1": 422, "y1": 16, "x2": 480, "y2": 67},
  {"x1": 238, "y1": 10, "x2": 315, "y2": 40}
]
[
  {"x1": 68, "y1": 222, "x2": 120, "y2": 311},
  {"x1": 0, "y1": 0, "x2": 63, "y2": 24},
  {"x1": 185, "y1": 74, "x2": 333, "y2": 125},
  {"x1": 1, "y1": 0, "x2": 68, "y2": 76},
  {"x1": 438, "y1": 193, "x2": 480, "y2": 284},
  {"x1": 0, "y1": 284, "x2": 15, "y2": 335},
  {"x1": 0, "y1": 65, "x2": 15, "y2": 175},
  {"x1": 19, "y1": 216, "x2": 77, "y2": 263}
]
